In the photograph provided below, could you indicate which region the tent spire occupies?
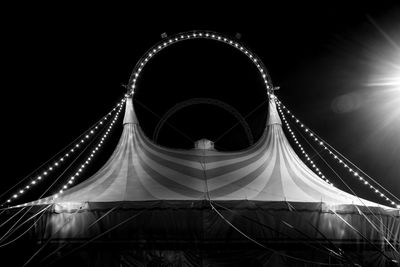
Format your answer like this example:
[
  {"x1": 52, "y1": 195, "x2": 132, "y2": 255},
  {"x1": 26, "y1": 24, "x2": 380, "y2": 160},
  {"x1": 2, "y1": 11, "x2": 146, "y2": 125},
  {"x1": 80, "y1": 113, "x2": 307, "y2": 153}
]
[
  {"x1": 123, "y1": 97, "x2": 138, "y2": 125},
  {"x1": 267, "y1": 95, "x2": 282, "y2": 126}
]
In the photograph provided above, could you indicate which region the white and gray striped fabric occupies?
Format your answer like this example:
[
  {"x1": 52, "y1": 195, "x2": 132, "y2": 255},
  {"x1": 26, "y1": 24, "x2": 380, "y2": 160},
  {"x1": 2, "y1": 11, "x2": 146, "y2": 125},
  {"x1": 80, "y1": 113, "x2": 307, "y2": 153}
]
[{"x1": 32, "y1": 98, "x2": 388, "y2": 208}]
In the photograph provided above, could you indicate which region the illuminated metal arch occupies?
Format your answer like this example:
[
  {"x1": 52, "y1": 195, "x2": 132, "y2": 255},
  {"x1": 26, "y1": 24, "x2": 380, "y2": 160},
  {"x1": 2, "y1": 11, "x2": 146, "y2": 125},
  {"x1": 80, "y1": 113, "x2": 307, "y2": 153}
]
[
  {"x1": 127, "y1": 30, "x2": 274, "y2": 95},
  {"x1": 153, "y1": 98, "x2": 254, "y2": 145}
]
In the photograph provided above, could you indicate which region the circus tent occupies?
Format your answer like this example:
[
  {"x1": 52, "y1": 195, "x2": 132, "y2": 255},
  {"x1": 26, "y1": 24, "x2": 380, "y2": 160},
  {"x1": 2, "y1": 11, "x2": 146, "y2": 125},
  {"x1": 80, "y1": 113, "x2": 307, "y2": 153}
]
[
  {"x1": 1, "y1": 31, "x2": 399, "y2": 267},
  {"x1": 30, "y1": 97, "x2": 388, "y2": 207},
  {"x1": 15, "y1": 95, "x2": 399, "y2": 267}
]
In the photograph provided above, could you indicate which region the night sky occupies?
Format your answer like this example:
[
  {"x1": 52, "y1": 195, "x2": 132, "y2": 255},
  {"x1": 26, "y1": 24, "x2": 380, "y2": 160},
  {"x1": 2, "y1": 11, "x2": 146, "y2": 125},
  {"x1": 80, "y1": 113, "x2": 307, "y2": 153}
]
[{"x1": 1, "y1": 2, "x2": 399, "y2": 206}]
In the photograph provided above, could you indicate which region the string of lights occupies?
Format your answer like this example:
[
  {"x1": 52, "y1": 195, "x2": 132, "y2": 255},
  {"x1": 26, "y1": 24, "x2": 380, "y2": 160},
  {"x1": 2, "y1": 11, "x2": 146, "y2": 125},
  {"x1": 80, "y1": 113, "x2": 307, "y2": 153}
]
[
  {"x1": 3, "y1": 98, "x2": 126, "y2": 206},
  {"x1": 127, "y1": 31, "x2": 274, "y2": 96},
  {"x1": 277, "y1": 97, "x2": 400, "y2": 248},
  {"x1": 275, "y1": 98, "x2": 399, "y2": 208},
  {"x1": 16, "y1": 98, "x2": 126, "y2": 208},
  {"x1": 274, "y1": 97, "x2": 333, "y2": 186},
  {"x1": 54, "y1": 100, "x2": 125, "y2": 198}
]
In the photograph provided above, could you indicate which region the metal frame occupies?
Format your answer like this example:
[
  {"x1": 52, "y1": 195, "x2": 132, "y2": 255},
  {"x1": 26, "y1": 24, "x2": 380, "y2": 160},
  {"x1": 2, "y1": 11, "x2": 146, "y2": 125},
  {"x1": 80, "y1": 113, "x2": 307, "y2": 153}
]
[{"x1": 152, "y1": 98, "x2": 254, "y2": 145}]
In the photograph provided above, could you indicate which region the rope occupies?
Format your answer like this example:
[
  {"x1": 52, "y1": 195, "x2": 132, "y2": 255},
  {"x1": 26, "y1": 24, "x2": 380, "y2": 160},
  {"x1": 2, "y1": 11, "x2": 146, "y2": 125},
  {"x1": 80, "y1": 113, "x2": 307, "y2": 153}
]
[
  {"x1": 87, "y1": 205, "x2": 121, "y2": 229},
  {"x1": 0, "y1": 207, "x2": 27, "y2": 228},
  {"x1": 0, "y1": 205, "x2": 51, "y2": 248},
  {"x1": 200, "y1": 152, "x2": 347, "y2": 266},
  {"x1": 288, "y1": 111, "x2": 400, "y2": 252},
  {"x1": 0, "y1": 205, "x2": 51, "y2": 244},
  {"x1": 284, "y1": 201, "x2": 361, "y2": 265},
  {"x1": 34, "y1": 121, "x2": 107, "y2": 202},
  {"x1": 0, "y1": 207, "x2": 30, "y2": 242},
  {"x1": 329, "y1": 208, "x2": 396, "y2": 262},
  {"x1": 0, "y1": 103, "x2": 122, "y2": 250},
  {"x1": 212, "y1": 201, "x2": 353, "y2": 265},
  {"x1": 201, "y1": 123, "x2": 353, "y2": 265},
  {"x1": 0, "y1": 127, "x2": 105, "y2": 244},
  {"x1": 322, "y1": 139, "x2": 400, "y2": 203},
  {"x1": 45, "y1": 206, "x2": 153, "y2": 267},
  {"x1": 278, "y1": 100, "x2": 400, "y2": 204},
  {"x1": 39, "y1": 204, "x2": 122, "y2": 264},
  {"x1": 292, "y1": 120, "x2": 400, "y2": 244},
  {"x1": 210, "y1": 202, "x2": 344, "y2": 266},
  {"x1": 23, "y1": 204, "x2": 85, "y2": 266},
  {"x1": 353, "y1": 205, "x2": 399, "y2": 255}
]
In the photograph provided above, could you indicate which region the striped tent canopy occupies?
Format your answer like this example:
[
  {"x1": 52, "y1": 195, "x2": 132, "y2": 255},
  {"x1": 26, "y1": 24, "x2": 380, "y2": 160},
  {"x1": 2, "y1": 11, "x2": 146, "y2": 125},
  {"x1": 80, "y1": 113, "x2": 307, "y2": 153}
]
[
  {"x1": 29, "y1": 96, "x2": 389, "y2": 208},
  {"x1": 10, "y1": 95, "x2": 399, "y2": 267}
]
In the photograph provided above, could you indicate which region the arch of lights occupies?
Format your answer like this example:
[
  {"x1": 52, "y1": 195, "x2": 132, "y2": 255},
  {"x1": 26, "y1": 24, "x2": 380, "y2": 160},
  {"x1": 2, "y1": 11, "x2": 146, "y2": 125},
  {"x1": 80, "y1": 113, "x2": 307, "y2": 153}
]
[{"x1": 126, "y1": 30, "x2": 275, "y2": 96}]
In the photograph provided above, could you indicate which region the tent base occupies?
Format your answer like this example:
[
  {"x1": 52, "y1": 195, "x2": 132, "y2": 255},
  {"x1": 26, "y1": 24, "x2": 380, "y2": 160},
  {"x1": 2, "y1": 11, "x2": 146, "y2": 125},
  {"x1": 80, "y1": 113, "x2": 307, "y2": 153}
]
[
  {"x1": 6, "y1": 243, "x2": 399, "y2": 267},
  {"x1": 1, "y1": 201, "x2": 399, "y2": 266}
]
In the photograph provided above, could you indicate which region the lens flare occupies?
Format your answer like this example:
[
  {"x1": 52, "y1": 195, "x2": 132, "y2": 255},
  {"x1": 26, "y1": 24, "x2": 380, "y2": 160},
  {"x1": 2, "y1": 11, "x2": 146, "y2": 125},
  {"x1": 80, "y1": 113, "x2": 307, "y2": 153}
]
[
  {"x1": 364, "y1": 16, "x2": 400, "y2": 130},
  {"x1": 366, "y1": 46, "x2": 400, "y2": 92}
]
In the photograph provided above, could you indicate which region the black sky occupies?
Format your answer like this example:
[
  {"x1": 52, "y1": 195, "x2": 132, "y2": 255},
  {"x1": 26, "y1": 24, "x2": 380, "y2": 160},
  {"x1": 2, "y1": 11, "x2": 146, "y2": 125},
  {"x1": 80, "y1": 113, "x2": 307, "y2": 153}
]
[{"x1": 1, "y1": 2, "x2": 399, "y2": 206}]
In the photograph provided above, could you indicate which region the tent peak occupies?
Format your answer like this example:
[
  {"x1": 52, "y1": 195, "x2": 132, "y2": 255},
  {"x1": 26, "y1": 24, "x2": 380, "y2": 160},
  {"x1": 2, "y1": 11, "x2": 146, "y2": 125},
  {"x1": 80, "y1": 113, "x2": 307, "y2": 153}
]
[
  {"x1": 123, "y1": 97, "x2": 138, "y2": 125},
  {"x1": 267, "y1": 97, "x2": 282, "y2": 126}
]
